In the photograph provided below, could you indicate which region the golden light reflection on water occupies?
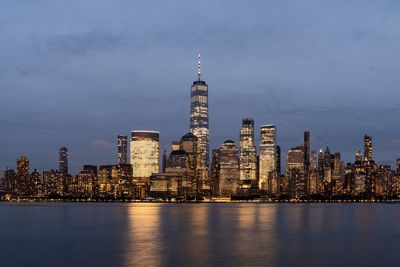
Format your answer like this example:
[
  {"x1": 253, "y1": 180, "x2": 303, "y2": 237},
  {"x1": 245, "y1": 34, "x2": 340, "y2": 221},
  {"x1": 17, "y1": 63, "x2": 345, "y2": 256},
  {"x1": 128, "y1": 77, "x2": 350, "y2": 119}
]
[{"x1": 125, "y1": 203, "x2": 161, "y2": 266}]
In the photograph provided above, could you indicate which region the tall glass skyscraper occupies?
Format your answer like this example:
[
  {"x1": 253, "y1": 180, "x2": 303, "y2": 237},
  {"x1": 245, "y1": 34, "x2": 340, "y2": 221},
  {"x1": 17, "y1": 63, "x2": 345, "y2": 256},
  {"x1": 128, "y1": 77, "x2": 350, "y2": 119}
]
[
  {"x1": 259, "y1": 125, "x2": 276, "y2": 191},
  {"x1": 190, "y1": 54, "x2": 209, "y2": 190},
  {"x1": 239, "y1": 118, "x2": 257, "y2": 182},
  {"x1": 59, "y1": 147, "x2": 68, "y2": 175},
  {"x1": 117, "y1": 135, "x2": 128, "y2": 164},
  {"x1": 130, "y1": 130, "x2": 160, "y2": 179}
]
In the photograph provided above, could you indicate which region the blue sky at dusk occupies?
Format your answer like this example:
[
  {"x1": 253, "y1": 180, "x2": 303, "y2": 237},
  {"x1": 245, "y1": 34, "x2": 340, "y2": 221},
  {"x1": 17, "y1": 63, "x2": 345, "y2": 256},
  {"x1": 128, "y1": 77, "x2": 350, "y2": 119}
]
[{"x1": 1, "y1": 0, "x2": 400, "y2": 173}]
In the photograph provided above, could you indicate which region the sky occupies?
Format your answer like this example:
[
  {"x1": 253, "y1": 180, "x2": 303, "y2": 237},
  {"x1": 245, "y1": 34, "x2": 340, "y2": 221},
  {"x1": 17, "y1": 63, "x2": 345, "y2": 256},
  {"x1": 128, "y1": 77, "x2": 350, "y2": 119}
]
[{"x1": 1, "y1": 0, "x2": 400, "y2": 174}]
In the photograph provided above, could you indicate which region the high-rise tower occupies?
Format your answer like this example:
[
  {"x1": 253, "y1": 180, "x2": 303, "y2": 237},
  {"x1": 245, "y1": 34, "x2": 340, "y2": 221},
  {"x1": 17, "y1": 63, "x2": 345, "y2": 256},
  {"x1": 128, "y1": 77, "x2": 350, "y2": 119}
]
[
  {"x1": 59, "y1": 147, "x2": 68, "y2": 175},
  {"x1": 190, "y1": 54, "x2": 209, "y2": 190},
  {"x1": 239, "y1": 118, "x2": 257, "y2": 182},
  {"x1": 117, "y1": 135, "x2": 128, "y2": 164},
  {"x1": 259, "y1": 125, "x2": 276, "y2": 192},
  {"x1": 364, "y1": 135, "x2": 372, "y2": 163},
  {"x1": 130, "y1": 130, "x2": 160, "y2": 179}
]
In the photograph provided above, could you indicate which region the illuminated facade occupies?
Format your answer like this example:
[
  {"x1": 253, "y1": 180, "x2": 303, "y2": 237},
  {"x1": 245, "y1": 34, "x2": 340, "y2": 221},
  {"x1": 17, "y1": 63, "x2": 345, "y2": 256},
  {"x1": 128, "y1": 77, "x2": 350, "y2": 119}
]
[
  {"x1": 189, "y1": 54, "x2": 209, "y2": 191},
  {"x1": 130, "y1": 130, "x2": 160, "y2": 179},
  {"x1": 43, "y1": 170, "x2": 64, "y2": 196},
  {"x1": 286, "y1": 146, "x2": 305, "y2": 199},
  {"x1": 219, "y1": 140, "x2": 240, "y2": 196},
  {"x1": 309, "y1": 149, "x2": 318, "y2": 194},
  {"x1": 16, "y1": 156, "x2": 30, "y2": 195},
  {"x1": 364, "y1": 135, "x2": 372, "y2": 163},
  {"x1": 239, "y1": 118, "x2": 257, "y2": 183},
  {"x1": 59, "y1": 147, "x2": 68, "y2": 175},
  {"x1": 259, "y1": 125, "x2": 276, "y2": 192},
  {"x1": 117, "y1": 135, "x2": 128, "y2": 164}
]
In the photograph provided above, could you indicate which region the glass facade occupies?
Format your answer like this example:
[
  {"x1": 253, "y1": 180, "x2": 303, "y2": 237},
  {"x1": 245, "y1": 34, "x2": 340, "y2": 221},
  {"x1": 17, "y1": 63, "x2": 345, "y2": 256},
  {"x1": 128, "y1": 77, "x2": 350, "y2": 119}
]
[
  {"x1": 130, "y1": 131, "x2": 160, "y2": 179},
  {"x1": 117, "y1": 135, "x2": 128, "y2": 164},
  {"x1": 259, "y1": 125, "x2": 276, "y2": 191},
  {"x1": 190, "y1": 57, "x2": 209, "y2": 190},
  {"x1": 239, "y1": 118, "x2": 257, "y2": 182}
]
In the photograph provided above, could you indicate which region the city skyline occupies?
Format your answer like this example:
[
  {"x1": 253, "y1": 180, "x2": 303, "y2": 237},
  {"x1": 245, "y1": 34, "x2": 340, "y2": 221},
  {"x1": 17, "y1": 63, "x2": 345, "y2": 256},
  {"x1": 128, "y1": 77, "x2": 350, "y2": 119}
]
[{"x1": 1, "y1": 1, "x2": 400, "y2": 173}]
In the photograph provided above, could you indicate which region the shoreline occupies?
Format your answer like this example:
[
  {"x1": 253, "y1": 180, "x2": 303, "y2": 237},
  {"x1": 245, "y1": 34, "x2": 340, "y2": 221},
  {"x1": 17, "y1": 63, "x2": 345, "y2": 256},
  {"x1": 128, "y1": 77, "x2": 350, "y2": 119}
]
[{"x1": 1, "y1": 198, "x2": 400, "y2": 204}]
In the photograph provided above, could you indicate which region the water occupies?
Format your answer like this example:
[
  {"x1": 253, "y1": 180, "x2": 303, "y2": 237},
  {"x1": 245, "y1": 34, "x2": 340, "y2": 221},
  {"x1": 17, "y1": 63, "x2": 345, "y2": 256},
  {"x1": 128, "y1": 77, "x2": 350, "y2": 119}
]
[{"x1": 0, "y1": 203, "x2": 399, "y2": 267}]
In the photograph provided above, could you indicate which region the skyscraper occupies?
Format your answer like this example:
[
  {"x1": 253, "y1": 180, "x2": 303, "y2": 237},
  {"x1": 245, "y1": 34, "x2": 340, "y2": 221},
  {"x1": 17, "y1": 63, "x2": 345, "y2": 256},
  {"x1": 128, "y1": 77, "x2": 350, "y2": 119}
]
[
  {"x1": 239, "y1": 118, "x2": 257, "y2": 183},
  {"x1": 304, "y1": 131, "x2": 310, "y2": 194},
  {"x1": 59, "y1": 147, "x2": 68, "y2": 175},
  {"x1": 189, "y1": 54, "x2": 209, "y2": 191},
  {"x1": 310, "y1": 149, "x2": 318, "y2": 194},
  {"x1": 364, "y1": 135, "x2": 372, "y2": 163},
  {"x1": 259, "y1": 125, "x2": 276, "y2": 192},
  {"x1": 117, "y1": 135, "x2": 128, "y2": 164},
  {"x1": 130, "y1": 130, "x2": 160, "y2": 179},
  {"x1": 286, "y1": 146, "x2": 305, "y2": 199},
  {"x1": 16, "y1": 156, "x2": 30, "y2": 195},
  {"x1": 219, "y1": 140, "x2": 240, "y2": 196}
]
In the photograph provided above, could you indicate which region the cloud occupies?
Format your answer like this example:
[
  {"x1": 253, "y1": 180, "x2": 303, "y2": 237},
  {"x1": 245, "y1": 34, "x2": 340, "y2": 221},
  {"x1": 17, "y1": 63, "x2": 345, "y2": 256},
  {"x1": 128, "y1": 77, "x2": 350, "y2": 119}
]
[
  {"x1": 45, "y1": 30, "x2": 128, "y2": 56},
  {"x1": 91, "y1": 139, "x2": 113, "y2": 150}
]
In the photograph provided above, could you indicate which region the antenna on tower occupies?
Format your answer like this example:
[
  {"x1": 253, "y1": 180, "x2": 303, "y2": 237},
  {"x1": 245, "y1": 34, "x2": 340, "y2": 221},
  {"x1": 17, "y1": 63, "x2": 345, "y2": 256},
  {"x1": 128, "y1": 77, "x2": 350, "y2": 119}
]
[{"x1": 197, "y1": 53, "x2": 201, "y2": 81}]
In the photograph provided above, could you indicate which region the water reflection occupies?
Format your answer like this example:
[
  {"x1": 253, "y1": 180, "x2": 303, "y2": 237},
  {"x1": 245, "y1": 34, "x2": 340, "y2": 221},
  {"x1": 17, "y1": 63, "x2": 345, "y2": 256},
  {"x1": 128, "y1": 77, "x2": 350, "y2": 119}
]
[
  {"x1": 106, "y1": 203, "x2": 400, "y2": 267},
  {"x1": 125, "y1": 203, "x2": 161, "y2": 266}
]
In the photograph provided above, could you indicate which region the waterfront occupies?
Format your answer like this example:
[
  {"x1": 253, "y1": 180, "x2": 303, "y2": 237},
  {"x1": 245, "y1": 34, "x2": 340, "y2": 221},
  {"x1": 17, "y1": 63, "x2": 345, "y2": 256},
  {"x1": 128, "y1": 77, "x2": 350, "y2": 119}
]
[{"x1": 1, "y1": 203, "x2": 399, "y2": 267}]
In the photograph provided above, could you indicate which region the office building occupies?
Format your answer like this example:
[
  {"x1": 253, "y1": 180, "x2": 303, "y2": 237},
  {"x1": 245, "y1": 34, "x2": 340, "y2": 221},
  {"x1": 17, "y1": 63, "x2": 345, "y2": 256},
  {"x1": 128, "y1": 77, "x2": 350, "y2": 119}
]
[{"x1": 130, "y1": 130, "x2": 160, "y2": 179}]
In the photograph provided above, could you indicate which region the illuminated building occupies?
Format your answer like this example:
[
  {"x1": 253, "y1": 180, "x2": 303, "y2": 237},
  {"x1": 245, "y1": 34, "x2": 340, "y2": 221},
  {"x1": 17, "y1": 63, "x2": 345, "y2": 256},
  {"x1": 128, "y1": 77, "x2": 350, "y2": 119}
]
[
  {"x1": 219, "y1": 140, "x2": 240, "y2": 196},
  {"x1": 16, "y1": 156, "x2": 30, "y2": 195},
  {"x1": 323, "y1": 145, "x2": 332, "y2": 183},
  {"x1": 364, "y1": 135, "x2": 372, "y2": 164},
  {"x1": 77, "y1": 166, "x2": 97, "y2": 198},
  {"x1": 259, "y1": 125, "x2": 276, "y2": 193},
  {"x1": 276, "y1": 145, "x2": 281, "y2": 178},
  {"x1": 171, "y1": 141, "x2": 180, "y2": 151},
  {"x1": 210, "y1": 149, "x2": 221, "y2": 196},
  {"x1": 1, "y1": 169, "x2": 17, "y2": 194},
  {"x1": 309, "y1": 149, "x2": 318, "y2": 194},
  {"x1": 189, "y1": 54, "x2": 209, "y2": 191},
  {"x1": 30, "y1": 169, "x2": 42, "y2": 197},
  {"x1": 117, "y1": 135, "x2": 128, "y2": 164},
  {"x1": 130, "y1": 130, "x2": 160, "y2": 179},
  {"x1": 303, "y1": 131, "x2": 310, "y2": 194},
  {"x1": 286, "y1": 146, "x2": 305, "y2": 199},
  {"x1": 98, "y1": 165, "x2": 118, "y2": 197},
  {"x1": 396, "y1": 159, "x2": 400, "y2": 175},
  {"x1": 59, "y1": 147, "x2": 68, "y2": 175},
  {"x1": 149, "y1": 173, "x2": 182, "y2": 199},
  {"x1": 318, "y1": 149, "x2": 324, "y2": 192},
  {"x1": 43, "y1": 170, "x2": 64, "y2": 196},
  {"x1": 355, "y1": 150, "x2": 363, "y2": 163},
  {"x1": 239, "y1": 118, "x2": 257, "y2": 184}
]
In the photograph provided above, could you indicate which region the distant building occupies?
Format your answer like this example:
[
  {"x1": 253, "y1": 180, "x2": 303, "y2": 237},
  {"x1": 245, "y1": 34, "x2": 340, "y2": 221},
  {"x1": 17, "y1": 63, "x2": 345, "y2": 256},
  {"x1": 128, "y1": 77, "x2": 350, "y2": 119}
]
[
  {"x1": 259, "y1": 125, "x2": 276, "y2": 193},
  {"x1": 59, "y1": 147, "x2": 68, "y2": 175},
  {"x1": 210, "y1": 149, "x2": 221, "y2": 196},
  {"x1": 189, "y1": 54, "x2": 210, "y2": 191},
  {"x1": 30, "y1": 169, "x2": 42, "y2": 197},
  {"x1": 309, "y1": 149, "x2": 318, "y2": 194},
  {"x1": 286, "y1": 146, "x2": 305, "y2": 199},
  {"x1": 98, "y1": 165, "x2": 118, "y2": 197},
  {"x1": 16, "y1": 156, "x2": 30, "y2": 195},
  {"x1": 219, "y1": 140, "x2": 240, "y2": 197},
  {"x1": 364, "y1": 135, "x2": 372, "y2": 164},
  {"x1": 1, "y1": 169, "x2": 17, "y2": 194},
  {"x1": 239, "y1": 118, "x2": 257, "y2": 183},
  {"x1": 130, "y1": 130, "x2": 160, "y2": 179},
  {"x1": 149, "y1": 173, "x2": 182, "y2": 199},
  {"x1": 304, "y1": 131, "x2": 310, "y2": 194},
  {"x1": 117, "y1": 135, "x2": 128, "y2": 164},
  {"x1": 43, "y1": 170, "x2": 64, "y2": 196}
]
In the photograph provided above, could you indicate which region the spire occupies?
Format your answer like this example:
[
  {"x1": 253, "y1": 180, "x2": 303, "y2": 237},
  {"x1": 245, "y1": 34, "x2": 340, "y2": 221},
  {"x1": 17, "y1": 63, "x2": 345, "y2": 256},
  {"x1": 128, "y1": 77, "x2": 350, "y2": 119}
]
[{"x1": 197, "y1": 53, "x2": 201, "y2": 81}]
